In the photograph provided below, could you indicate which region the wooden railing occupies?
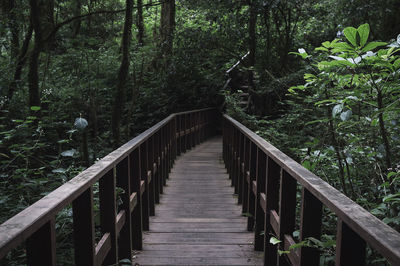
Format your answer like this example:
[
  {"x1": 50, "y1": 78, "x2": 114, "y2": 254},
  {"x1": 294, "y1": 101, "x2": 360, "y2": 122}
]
[
  {"x1": 0, "y1": 108, "x2": 217, "y2": 266},
  {"x1": 223, "y1": 114, "x2": 400, "y2": 266}
]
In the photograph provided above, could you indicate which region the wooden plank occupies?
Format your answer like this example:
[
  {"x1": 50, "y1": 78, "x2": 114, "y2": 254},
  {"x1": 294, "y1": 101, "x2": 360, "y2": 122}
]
[
  {"x1": 116, "y1": 210, "x2": 126, "y2": 235},
  {"x1": 95, "y1": 233, "x2": 111, "y2": 266},
  {"x1": 129, "y1": 192, "x2": 137, "y2": 212},
  {"x1": 132, "y1": 256, "x2": 263, "y2": 265},
  {"x1": 133, "y1": 137, "x2": 263, "y2": 265},
  {"x1": 284, "y1": 234, "x2": 300, "y2": 265},
  {"x1": 270, "y1": 210, "x2": 279, "y2": 236},
  {"x1": 260, "y1": 193, "x2": 266, "y2": 213}
]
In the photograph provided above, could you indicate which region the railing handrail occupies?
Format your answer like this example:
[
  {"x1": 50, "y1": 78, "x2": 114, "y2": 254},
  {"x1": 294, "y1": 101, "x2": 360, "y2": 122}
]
[
  {"x1": 223, "y1": 114, "x2": 400, "y2": 264},
  {"x1": 0, "y1": 107, "x2": 216, "y2": 261}
]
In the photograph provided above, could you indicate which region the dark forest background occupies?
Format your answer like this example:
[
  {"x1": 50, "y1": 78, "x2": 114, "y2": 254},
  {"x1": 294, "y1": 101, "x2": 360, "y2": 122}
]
[{"x1": 0, "y1": 0, "x2": 400, "y2": 264}]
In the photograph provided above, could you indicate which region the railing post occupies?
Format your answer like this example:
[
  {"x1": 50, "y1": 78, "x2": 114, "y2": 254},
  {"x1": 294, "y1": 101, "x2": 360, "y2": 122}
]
[
  {"x1": 148, "y1": 137, "x2": 156, "y2": 216},
  {"x1": 335, "y1": 219, "x2": 366, "y2": 266},
  {"x1": 242, "y1": 138, "x2": 250, "y2": 213},
  {"x1": 116, "y1": 157, "x2": 133, "y2": 261},
  {"x1": 247, "y1": 141, "x2": 257, "y2": 231},
  {"x1": 231, "y1": 128, "x2": 237, "y2": 189},
  {"x1": 299, "y1": 188, "x2": 322, "y2": 265},
  {"x1": 140, "y1": 144, "x2": 150, "y2": 231},
  {"x1": 254, "y1": 149, "x2": 266, "y2": 251},
  {"x1": 26, "y1": 219, "x2": 56, "y2": 266},
  {"x1": 131, "y1": 149, "x2": 143, "y2": 250},
  {"x1": 154, "y1": 132, "x2": 161, "y2": 202},
  {"x1": 72, "y1": 187, "x2": 95, "y2": 266},
  {"x1": 278, "y1": 170, "x2": 297, "y2": 266},
  {"x1": 99, "y1": 169, "x2": 118, "y2": 265},
  {"x1": 264, "y1": 158, "x2": 280, "y2": 266},
  {"x1": 237, "y1": 133, "x2": 244, "y2": 204}
]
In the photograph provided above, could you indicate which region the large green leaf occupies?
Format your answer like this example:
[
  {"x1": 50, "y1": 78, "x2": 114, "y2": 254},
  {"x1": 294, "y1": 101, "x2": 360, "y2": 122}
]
[
  {"x1": 361, "y1": 41, "x2": 387, "y2": 53},
  {"x1": 357, "y1": 23, "x2": 370, "y2": 47},
  {"x1": 343, "y1": 27, "x2": 357, "y2": 46}
]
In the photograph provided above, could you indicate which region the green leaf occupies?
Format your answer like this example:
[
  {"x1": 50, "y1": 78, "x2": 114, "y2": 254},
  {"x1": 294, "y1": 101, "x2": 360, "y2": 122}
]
[
  {"x1": 357, "y1": 23, "x2": 370, "y2": 47},
  {"x1": 270, "y1": 237, "x2": 282, "y2": 245},
  {"x1": 361, "y1": 42, "x2": 387, "y2": 53},
  {"x1": 393, "y1": 58, "x2": 400, "y2": 69},
  {"x1": 30, "y1": 106, "x2": 41, "y2": 111},
  {"x1": 289, "y1": 240, "x2": 308, "y2": 250},
  {"x1": 278, "y1": 250, "x2": 290, "y2": 256},
  {"x1": 343, "y1": 27, "x2": 357, "y2": 46}
]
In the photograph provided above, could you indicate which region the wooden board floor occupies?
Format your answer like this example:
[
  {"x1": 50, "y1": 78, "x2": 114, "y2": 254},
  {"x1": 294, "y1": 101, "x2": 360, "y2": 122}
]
[{"x1": 132, "y1": 137, "x2": 263, "y2": 265}]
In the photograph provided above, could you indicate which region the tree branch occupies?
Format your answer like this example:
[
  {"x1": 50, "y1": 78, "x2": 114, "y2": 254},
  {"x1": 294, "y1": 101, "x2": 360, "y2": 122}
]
[{"x1": 43, "y1": 1, "x2": 167, "y2": 43}]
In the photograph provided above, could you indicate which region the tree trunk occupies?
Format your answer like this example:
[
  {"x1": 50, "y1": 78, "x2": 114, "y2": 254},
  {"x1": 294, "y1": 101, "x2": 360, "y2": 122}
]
[
  {"x1": 28, "y1": 0, "x2": 42, "y2": 110},
  {"x1": 111, "y1": 0, "x2": 133, "y2": 147},
  {"x1": 137, "y1": 0, "x2": 144, "y2": 45},
  {"x1": 7, "y1": 23, "x2": 33, "y2": 103},
  {"x1": 72, "y1": 0, "x2": 81, "y2": 37},
  {"x1": 248, "y1": 0, "x2": 257, "y2": 88},
  {"x1": 160, "y1": 0, "x2": 175, "y2": 59},
  {"x1": 38, "y1": 0, "x2": 55, "y2": 50},
  {"x1": 7, "y1": 0, "x2": 20, "y2": 61}
]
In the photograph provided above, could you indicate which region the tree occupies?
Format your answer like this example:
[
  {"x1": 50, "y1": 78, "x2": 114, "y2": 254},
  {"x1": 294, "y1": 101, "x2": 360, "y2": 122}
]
[{"x1": 111, "y1": 0, "x2": 133, "y2": 147}]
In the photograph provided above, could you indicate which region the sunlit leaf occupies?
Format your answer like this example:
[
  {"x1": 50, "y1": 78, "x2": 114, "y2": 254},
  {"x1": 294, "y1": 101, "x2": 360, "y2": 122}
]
[
  {"x1": 74, "y1": 117, "x2": 88, "y2": 130},
  {"x1": 270, "y1": 237, "x2": 282, "y2": 245},
  {"x1": 357, "y1": 23, "x2": 370, "y2": 47},
  {"x1": 61, "y1": 149, "x2": 76, "y2": 157},
  {"x1": 343, "y1": 26, "x2": 357, "y2": 46}
]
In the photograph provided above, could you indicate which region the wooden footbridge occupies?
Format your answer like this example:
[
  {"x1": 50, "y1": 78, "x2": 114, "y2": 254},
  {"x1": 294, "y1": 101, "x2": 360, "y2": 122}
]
[{"x1": 1, "y1": 108, "x2": 400, "y2": 265}]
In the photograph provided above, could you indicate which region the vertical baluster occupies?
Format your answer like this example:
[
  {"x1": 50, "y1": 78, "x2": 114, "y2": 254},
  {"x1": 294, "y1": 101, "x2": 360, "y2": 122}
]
[
  {"x1": 231, "y1": 128, "x2": 237, "y2": 188},
  {"x1": 173, "y1": 116, "x2": 177, "y2": 161},
  {"x1": 154, "y1": 132, "x2": 160, "y2": 202},
  {"x1": 176, "y1": 115, "x2": 181, "y2": 156},
  {"x1": 73, "y1": 187, "x2": 95, "y2": 265},
  {"x1": 278, "y1": 170, "x2": 297, "y2": 266},
  {"x1": 162, "y1": 126, "x2": 167, "y2": 185},
  {"x1": 140, "y1": 144, "x2": 150, "y2": 231},
  {"x1": 99, "y1": 169, "x2": 117, "y2": 265},
  {"x1": 242, "y1": 138, "x2": 250, "y2": 213},
  {"x1": 189, "y1": 113, "x2": 194, "y2": 148},
  {"x1": 148, "y1": 137, "x2": 156, "y2": 216},
  {"x1": 237, "y1": 133, "x2": 244, "y2": 204},
  {"x1": 131, "y1": 149, "x2": 143, "y2": 250},
  {"x1": 26, "y1": 219, "x2": 56, "y2": 266},
  {"x1": 299, "y1": 188, "x2": 322, "y2": 265},
  {"x1": 254, "y1": 149, "x2": 266, "y2": 251},
  {"x1": 181, "y1": 115, "x2": 186, "y2": 153},
  {"x1": 335, "y1": 219, "x2": 366, "y2": 266},
  {"x1": 247, "y1": 141, "x2": 257, "y2": 231},
  {"x1": 196, "y1": 111, "x2": 200, "y2": 145},
  {"x1": 116, "y1": 157, "x2": 133, "y2": 261},
  {"x1": 168, "y1": 121, "x2": 173, "y2": 174},
  {"x1": 264, "y1": 158, "x2": 280, "y2": 266},
  {"x1": 234, "y1": 129, "x2": 240, "y2": 194}
]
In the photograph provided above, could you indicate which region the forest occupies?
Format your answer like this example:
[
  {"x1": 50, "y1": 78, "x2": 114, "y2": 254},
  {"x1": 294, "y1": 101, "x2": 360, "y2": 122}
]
[{"x1": 0, "y1": 0, "x2": 400, "y2": 265}]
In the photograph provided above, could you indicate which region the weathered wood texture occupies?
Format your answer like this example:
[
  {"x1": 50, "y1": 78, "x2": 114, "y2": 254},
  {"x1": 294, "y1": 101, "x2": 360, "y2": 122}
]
[
  {"x1": 223, "y1": 114, "x2": 400, "y2": 266},
  {"x1": 0, "y1": 108, "x2": 216, "y2": 265},
  {"x1": 132, "y1": 137, "x2": 263, "y2": 265}
]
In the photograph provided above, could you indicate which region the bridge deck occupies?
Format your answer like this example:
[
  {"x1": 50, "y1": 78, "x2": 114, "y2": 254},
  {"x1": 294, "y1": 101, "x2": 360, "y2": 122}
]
[{"x1": 132, "y1": 137, "x2": 263, "y2": 265}]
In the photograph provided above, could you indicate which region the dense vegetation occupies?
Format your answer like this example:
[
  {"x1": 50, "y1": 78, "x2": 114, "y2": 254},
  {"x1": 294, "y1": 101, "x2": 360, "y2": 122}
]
[{"x1": 0, "y1": 0, "x2": 399, "y2": 264}]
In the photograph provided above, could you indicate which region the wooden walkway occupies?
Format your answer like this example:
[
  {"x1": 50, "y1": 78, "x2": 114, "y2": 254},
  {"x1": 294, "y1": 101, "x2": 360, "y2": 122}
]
[{"x1": 132, "y1": 137, "x2": 263, "y2": 265}]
